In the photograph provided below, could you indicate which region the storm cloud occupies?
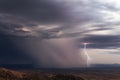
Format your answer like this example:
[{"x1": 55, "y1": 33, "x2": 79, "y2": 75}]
[
  {"x1": 0, "y1": 0, "x2": 70, "y2": 23},
  {"x1": 0, "y1": 0, "x2": 120, "y2": 67},
  {"x1": 81, "y1": 35, "x2": 120, "y2": 49}
]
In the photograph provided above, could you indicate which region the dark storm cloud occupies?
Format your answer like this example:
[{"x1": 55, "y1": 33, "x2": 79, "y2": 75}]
[
  {"x1": 81, "y1": 35, "x2": 120, "y2": 49},
  {"x1": 0, "y1": 0, "x2": 74, "y2": 38},
  {"x1": 0, "y1": 0, "x2": 119, "y2": 46},
  {"x1": 0, "y1": 21, "x2": 36, "y2": 37},
  {"x1": 0, "y1": 0, "x2": 119, "y2": 38},
  {"x1": 0, "y1": 0, "x2": 69, "y2": 23}
]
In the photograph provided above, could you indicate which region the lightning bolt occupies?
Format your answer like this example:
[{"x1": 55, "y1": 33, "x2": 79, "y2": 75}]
[{"x1": 84, "y1": 43, "x2": 91, "y2": 67}]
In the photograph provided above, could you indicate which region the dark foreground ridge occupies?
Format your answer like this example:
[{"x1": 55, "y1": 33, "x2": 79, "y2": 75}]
[{"x1": 0, "y1": 68, "x2": 85, "y2": 80}]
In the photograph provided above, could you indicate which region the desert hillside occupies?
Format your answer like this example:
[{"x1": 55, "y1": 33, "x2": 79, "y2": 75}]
[{"x1": 0, "y1": 68, "x2": 84, "y2": 80}]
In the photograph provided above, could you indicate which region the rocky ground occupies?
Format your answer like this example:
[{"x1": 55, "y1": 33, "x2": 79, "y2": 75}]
[
  {"x1": 0, "y1": 68, "x2": 85, "y2": 80},
  {"x1": 1, "y1": 68, "x2": 120, "y2": 80}
]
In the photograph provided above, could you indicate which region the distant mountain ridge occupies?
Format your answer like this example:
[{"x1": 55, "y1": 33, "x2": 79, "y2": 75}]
[
  {"x1": 0, "y1": 64, "x2": 34, "y2": 69},
  {"x1": 91, "y1": 64, "x2": 120, "y2": 68}
]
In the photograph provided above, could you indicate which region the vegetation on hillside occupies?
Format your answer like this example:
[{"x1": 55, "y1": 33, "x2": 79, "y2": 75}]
[{"x1": 0, "y1": 68, "x2": 85, "y2": 80}]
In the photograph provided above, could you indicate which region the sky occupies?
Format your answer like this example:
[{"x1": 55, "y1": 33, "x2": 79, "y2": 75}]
[{"x1": 0, "y1": 0, "x2": 120, "y2": 67}]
